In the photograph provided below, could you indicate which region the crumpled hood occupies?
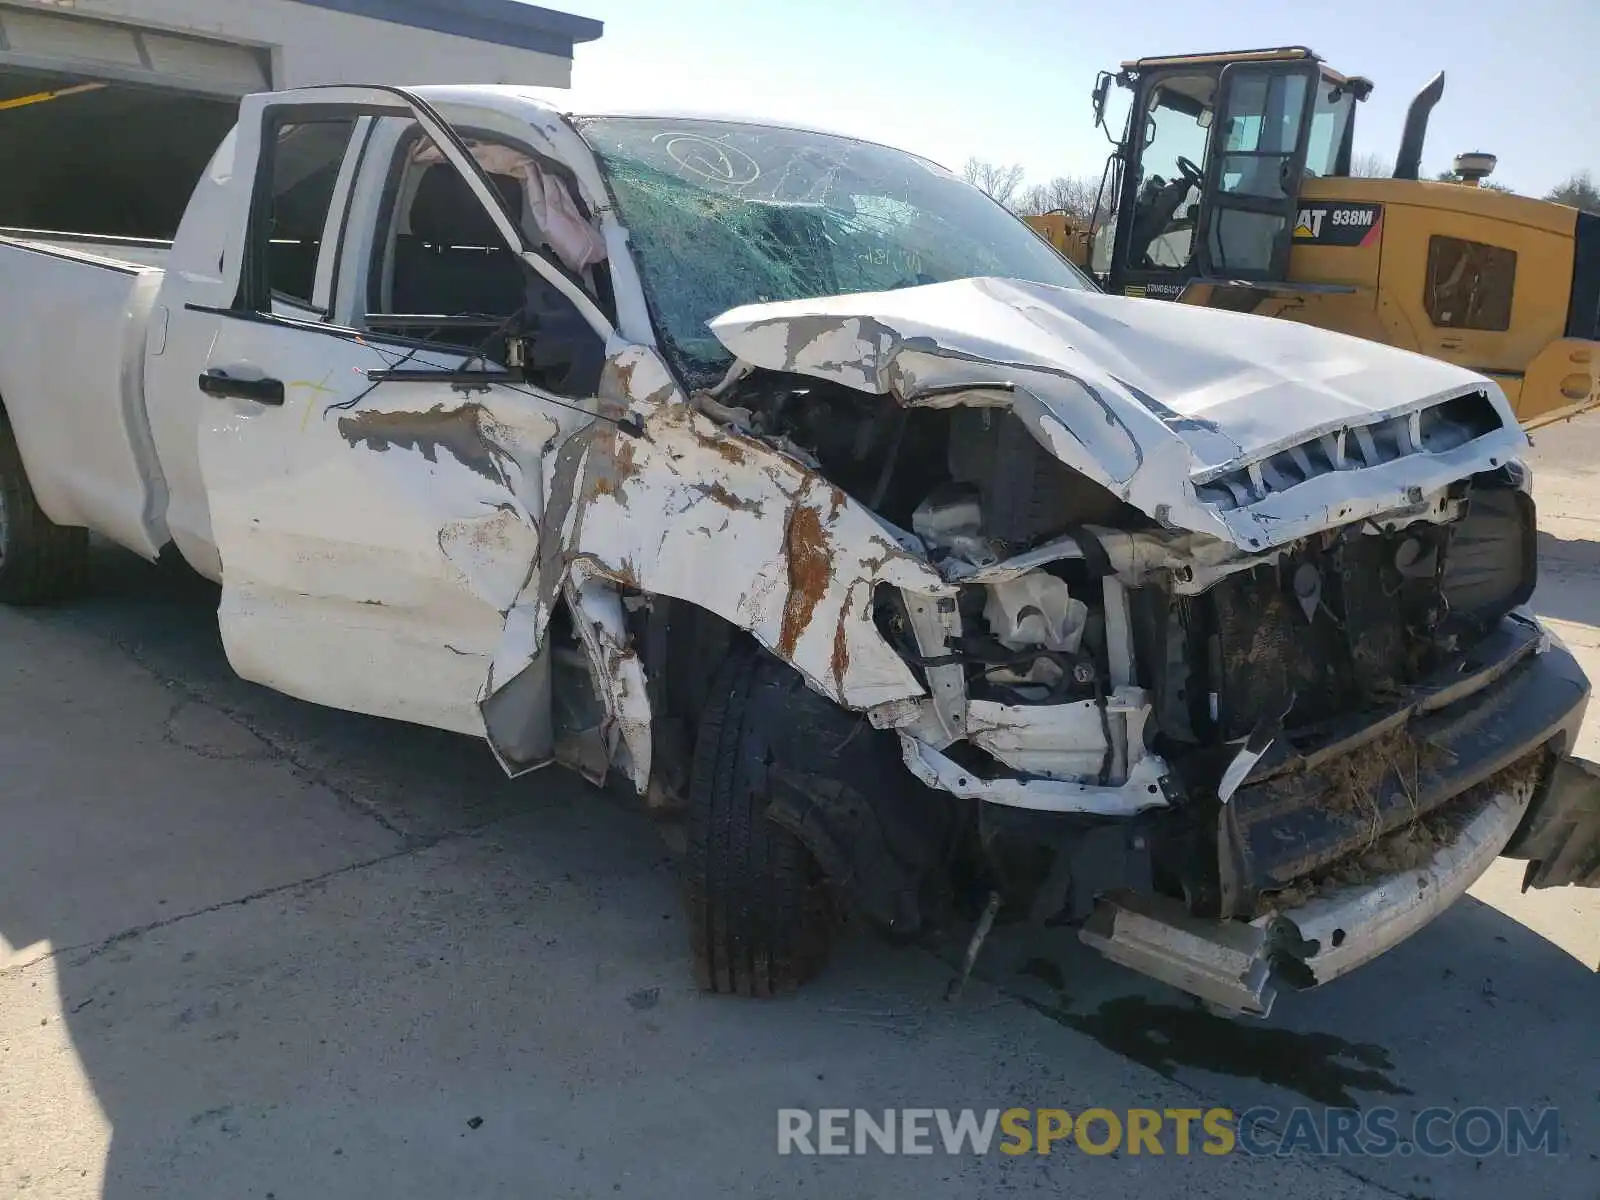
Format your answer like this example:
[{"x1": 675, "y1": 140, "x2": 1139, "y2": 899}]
[{"x1": 709, "y1": 277, "x2": 1529, "y2": 549}]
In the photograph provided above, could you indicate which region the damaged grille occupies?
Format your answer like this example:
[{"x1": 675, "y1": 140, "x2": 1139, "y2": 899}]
[
  {"x1": 1196, "y1": 477, "x2": 1544, "y2": 916},
  {"x1": 1209, "y1": 532, "x2": 1432, "y2": 742},
  {"x1": 1205, "y1": 474, "x2": 1534, "y2": 744},
  {"x1": 1210, "y1": 563, "x2": 1360, "y2": 740},
  {"x1": 1193, "y1": 391, "x2": 1504, "y2": 512}
]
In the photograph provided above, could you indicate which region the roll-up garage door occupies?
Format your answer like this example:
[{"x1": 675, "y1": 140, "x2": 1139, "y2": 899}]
[{"x1": 0, "y1": 6, "x2": 269, "y2": 97}]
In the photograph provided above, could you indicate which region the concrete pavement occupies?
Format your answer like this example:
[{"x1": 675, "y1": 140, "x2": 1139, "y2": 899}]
[{"x1": 2, "y1": 425, "x2": 1597, "y2": 1199}]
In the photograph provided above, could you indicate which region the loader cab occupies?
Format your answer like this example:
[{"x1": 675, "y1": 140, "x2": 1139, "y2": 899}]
[{"x1": 1099, "y1": 47, "x2": 1369, "y2": 298}]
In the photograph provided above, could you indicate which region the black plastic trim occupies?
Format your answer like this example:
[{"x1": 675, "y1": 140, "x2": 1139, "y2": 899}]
[{"x1": 1567, "y1": 210, "x2": 1600, "y2": 341}]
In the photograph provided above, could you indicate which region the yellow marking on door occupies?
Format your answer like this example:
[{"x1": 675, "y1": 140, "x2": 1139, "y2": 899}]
[{"x1": 291, "y1": 373, "x2": 338, "y2": 431}]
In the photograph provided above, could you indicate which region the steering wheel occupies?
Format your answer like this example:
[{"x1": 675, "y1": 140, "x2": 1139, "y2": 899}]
[{"x1": 1176, "y1": 156, "x2": 1204, "y2": 187}]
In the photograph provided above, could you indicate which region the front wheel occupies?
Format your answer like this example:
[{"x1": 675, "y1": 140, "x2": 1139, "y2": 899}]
[
  {"x1": 0, "y1": 418, "x2": 88, "y2": 605},
  {"x1": 685, "y1": 650, "x2": 833, "y2": 997}
]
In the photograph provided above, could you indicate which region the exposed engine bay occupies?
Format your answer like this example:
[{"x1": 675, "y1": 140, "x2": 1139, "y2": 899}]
[
  {"x1": 541, "y1": 278, "x2": 1591, "y2": 1014},
  {"x1": 665, "y1": 355, "x2": 1550, "y2": 1007}
]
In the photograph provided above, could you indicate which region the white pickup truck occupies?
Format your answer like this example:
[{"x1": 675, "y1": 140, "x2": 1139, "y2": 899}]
[{"x1": 2, "y1": 84, "x2": 1596, "y2": 1014}]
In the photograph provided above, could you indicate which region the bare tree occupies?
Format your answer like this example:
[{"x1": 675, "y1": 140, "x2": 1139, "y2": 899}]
[
  {"x1": 961, "y1": 157, "x2": 1026, "y2": 209},
  {"x1": 1546, "y1": 171, "x2": 1600, "y2": 214},
  {"x1": 1434, "y1": 168, "x2": 1513, "y2": 193},
  {"x1": 1349, "y1": 151, "x2": 1391, "y2": 178},
  {"x1": 1013, "y1": 174, "x2": 1106, "y2": 223}
]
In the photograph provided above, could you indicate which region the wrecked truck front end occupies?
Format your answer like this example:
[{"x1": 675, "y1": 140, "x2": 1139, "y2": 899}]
[
  {"x1": 674, "y1": 279, "x2": 1594, "y2": 1013},
  {"x1": 558, "y1": 115, "x2": 1598, "y2": 1011}
]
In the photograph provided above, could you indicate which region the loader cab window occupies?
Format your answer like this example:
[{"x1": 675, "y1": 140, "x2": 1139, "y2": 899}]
[
  {"x1": 1125, "y1": 74, "x2": 1213, "y2": 271},
  {"x1": 1213, "y1": 71, "x2": 1309, "y2": 200},
  {"x1": 1112, "y1": 59, "x2": 1323, "y2": 290},
  {"x1": 1305, "y1": 80, "x2": 1356, "y2": 178},
  {"x1": 248, "y1": 118, "x2": 360, "y2": 311},
  {"x1": 1203, "y1": 65, "x2": 1314, "y2": 277},
  {"x1": 362, "y1": 126, "x2": 609, "y2": 396}
]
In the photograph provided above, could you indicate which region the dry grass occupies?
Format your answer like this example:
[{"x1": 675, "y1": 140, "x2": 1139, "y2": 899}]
[
  {"x1": 1318, "y1": 728, "x2": 1449, "y2": 844},
  {"x1": 1254, "y1": 750, "x2": 1546, "y2": 917}
]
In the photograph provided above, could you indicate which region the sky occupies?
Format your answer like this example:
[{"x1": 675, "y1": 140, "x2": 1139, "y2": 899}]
[{"x1": 554, "y1": 0, "x2": 1597, "y2": 198}]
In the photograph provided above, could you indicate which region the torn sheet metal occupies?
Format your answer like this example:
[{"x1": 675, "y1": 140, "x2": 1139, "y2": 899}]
[
  {"x1": 966, "y1": 687, "x2": 1153, "y2": 783},
  {"x1": 709, "y1": 277, "x2": 1528, "y2": 551},
  {"x1": 1504, "y1": 755, "x2": 1600, "y2": 889},
  {"x1": 564, "y1": 559, "x2": 652, "y2": 789},
  {"x1": 550, "y1": 386, "x2": 948, "y2": 712},
  {"x1": 901, "y1": 732, "x2": 1170, "y2": 816}
]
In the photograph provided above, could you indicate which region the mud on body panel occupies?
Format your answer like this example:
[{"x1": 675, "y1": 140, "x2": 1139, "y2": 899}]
[{"x1": 529, "y1": 346, "x2": 952, "y2": 788}]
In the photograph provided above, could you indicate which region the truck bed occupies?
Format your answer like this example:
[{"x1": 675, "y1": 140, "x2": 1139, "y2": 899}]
[
  {"x1": 0, "y1": 229, "x2": 171, "y2": 560},
  {"x1": 0, "y1": 227, "x2": 172, "y2": 271}
]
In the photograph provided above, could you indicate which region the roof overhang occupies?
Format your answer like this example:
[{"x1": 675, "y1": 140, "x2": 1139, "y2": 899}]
[{"x1": 285, "y1": 0, "x2": 603, "y2": 59}]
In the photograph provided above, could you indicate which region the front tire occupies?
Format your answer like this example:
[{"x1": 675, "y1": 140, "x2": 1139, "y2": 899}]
[
  {"x1": 0, "y1": 417, "x2": 88, "y2": 605},
  {"x1": 686, "y1": 650, "x2": 833, "y2": 997}
]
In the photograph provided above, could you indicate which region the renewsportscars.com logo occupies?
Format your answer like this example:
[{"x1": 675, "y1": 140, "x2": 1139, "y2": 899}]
[{"x1": 777, "y1": 1106, "x2": 1562, "y2": 1158}]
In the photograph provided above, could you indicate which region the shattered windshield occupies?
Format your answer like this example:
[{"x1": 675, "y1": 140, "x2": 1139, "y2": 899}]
[{"x1": 576, "y1": 116, "x2": 1094, "y2": 385}]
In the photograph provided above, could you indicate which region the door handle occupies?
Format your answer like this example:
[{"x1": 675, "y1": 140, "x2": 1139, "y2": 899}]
[{"x1": 198, "y1": 367, "x2": 285, "y2": 406}]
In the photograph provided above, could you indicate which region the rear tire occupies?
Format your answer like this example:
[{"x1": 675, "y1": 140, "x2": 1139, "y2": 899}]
[
  {"x1": 0, "y1": 417, "x2": 88, "y2": 605},
  {"x1": 686, "y1": 649, "x2": 833, "y2": 997}
]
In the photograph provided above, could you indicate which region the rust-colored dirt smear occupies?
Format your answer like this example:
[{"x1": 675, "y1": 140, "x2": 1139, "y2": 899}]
[
  {"x1": 708, "y1": 436, "x2": 747, "y2": 466},
  {"x1": 778, "y1": 501, "x2": 833, "y2": 660},
  {"x1": 590, "y1": 431, "x2": 640, "y2": 500},
  {"x1": 831, "y1": 610, "x2": 851, "y2": 694},
  {"x1": 613, "y1": 434, "x2": 638, "y2": 479}
]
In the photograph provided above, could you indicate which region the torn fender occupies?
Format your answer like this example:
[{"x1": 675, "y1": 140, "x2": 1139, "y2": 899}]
[
  {"x1": 563, "y1": 400, "x2": 946, "y2": 703},
  {"x1": 524, "y1": 343, "x2": 950, "y2": 788}
]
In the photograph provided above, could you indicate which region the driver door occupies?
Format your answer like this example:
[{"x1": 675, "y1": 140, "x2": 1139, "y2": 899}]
[
  {"x1": 1193, "y1": 60, "x2": 1319, "y2": 282},
  {"x1": 195, "y1": 88, "x2": 610, "y2": 761}
]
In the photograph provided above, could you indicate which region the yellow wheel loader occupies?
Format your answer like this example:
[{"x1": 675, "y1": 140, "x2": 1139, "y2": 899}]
[{"x1": 1026, "y1": 46, "x2": 1599, "y2": 429}]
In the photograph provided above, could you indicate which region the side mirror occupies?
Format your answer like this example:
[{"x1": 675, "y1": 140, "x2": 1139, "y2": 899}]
[{"x1": 1092, "y1": 73, "x2": 1112, "y2": 129}]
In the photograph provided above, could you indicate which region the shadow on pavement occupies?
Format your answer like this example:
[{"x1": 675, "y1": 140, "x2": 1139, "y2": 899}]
[{"x1": 2, "y1": 542, "x2": 1597, "y2": 1199}]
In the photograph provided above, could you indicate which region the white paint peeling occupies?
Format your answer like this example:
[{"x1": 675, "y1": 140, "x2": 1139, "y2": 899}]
[{"x1": 554, "y1": 396, "x2": 945, "y2": 712}]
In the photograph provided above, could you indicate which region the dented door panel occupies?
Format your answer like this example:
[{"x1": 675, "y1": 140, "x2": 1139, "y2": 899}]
[{"x1": 198, "y1": 317, "x2": 561, "y2": 741}]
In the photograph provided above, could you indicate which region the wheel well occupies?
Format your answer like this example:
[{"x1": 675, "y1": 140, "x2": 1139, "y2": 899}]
[{"x1": 633, "y1": 597, "x2": 750, "y2": 806}]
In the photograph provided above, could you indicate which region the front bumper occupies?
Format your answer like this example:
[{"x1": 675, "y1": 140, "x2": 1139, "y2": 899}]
[
  {"x1": 1082, "y1": 629, "x2": 1597, "y2": 1015},
  {"x1": 1083, "y1": 765, "x2": 1537, "y2": 1015},
  {"x1": 1220, "y1": 613, "x2": 1589, "y2": 914}
]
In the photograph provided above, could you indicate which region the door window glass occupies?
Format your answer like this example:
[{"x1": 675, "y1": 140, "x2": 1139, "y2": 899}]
[
  {"x1": 1215, "y1": 70, "x2": 1309, "y2": 201},
  {"x1": 363, "y1": 127, "x2": 607, "y2": 397},
  {"x1": 1124, "y1": 73, "x2": 1214, "y2": 270},
  {"x1": 1305, "y1": 79, "x2": 1355, "y2": 177},
  {"x1": 259, "y1": 119, "x2": 358, "y2": 309}
]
